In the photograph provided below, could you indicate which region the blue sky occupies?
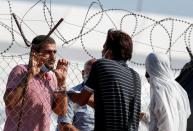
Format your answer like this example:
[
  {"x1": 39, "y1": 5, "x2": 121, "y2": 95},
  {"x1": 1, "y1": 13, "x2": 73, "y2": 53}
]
[{"x1": 17, "y1": 0, "x2": 193, "y2": 18}]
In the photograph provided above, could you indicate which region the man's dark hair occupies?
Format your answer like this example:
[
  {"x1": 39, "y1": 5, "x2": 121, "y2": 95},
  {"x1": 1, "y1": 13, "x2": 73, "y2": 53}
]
[
  {"x1": 105, "y1": 29, "x2": 133, "y2": 61},
  {"x1": 31, "y1": 35, "x2": 56, "y2": 52}
]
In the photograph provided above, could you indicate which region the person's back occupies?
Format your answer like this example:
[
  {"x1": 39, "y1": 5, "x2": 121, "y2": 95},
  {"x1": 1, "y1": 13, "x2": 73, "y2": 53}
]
[
  {"x1": 176, "y1": 60, "x2": 193, "y2": 131},
  {"x1": 86, "y1": 59, "x2": 141, "y2": 131}
]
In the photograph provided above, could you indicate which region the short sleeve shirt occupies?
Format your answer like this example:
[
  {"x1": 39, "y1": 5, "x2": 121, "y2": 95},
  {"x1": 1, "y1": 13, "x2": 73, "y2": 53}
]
[
  {"x1": 57, "y1": 83, "x2": 94, "y2": 131},
  {"x1": 4, "y1": 64, "x2": 58, "y2": 131},
  {"x1": 85, "y1": 59, "x2": 141, "y2": 131}
]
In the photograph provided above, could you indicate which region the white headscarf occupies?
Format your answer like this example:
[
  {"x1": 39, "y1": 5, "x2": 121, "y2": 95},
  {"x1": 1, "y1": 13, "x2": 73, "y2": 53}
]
[{"x1": 145, "y1": 53, "x2": 191, "y2": 131}]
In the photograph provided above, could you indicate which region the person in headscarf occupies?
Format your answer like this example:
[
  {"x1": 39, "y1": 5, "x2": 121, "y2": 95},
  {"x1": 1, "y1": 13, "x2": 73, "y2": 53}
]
[{"x1": 145, "y1": 52, "x2": 191, "y2": 131}]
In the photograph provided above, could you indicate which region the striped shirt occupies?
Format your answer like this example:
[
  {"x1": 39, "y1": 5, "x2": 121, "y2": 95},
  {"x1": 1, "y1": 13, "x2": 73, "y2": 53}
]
[{"x1": 85, "y1": 59, "x2": 141, "y2": 131}]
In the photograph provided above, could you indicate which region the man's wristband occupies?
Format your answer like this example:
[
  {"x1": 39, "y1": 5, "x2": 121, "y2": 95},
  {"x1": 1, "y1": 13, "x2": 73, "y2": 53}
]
[{"x1": 53, "y1": 89, "x2": 67, "y2": 95}]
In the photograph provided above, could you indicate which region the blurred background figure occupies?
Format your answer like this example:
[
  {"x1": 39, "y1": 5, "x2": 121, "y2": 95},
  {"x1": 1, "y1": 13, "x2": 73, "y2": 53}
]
[{"x1": 57, "y1": 59, "x2": 95, "y2": 131}]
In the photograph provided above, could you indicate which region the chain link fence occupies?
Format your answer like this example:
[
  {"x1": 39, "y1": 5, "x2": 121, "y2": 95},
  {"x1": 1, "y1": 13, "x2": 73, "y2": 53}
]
[
  {"x1": 0, "y1": 55, "x2": 85, "y2": 130},
  {"x1": 0, "y1": 0, "x2": 193, "y2": 130}
]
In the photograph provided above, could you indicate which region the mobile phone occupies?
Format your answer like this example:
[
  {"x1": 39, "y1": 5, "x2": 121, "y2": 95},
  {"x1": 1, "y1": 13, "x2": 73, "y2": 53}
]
[{"x1": 40, "y1": 64, "x2": 51, "y2": 73}]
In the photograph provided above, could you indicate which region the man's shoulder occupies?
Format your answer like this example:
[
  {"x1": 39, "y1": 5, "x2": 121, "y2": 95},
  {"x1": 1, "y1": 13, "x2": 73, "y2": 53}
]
[
  {"x1": 14, "y1": 64, "x2": 27, "y2": 69},
  {"x1": 95, "y1": 58, "x2": 118, "y2": 66},
  {"x1": 129, "y1": 68, "x2": 141, "y2": 83},
  {"x1": 10, "y1": 64, "x2": 28, "y2": 74},
  {"x1": 97, "y1": 58, "x2": 113, "y2": 63},
  {"x1": 129, "y1": 68, "x2": 140, "y2": 76}
]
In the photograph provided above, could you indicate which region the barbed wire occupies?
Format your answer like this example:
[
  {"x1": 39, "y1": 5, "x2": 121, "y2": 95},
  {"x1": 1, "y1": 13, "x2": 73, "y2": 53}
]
[
  {"x1": 0, "y1": 0, "x2": 193, "y2": 68},
  {"x1": 1, "y1": 1, "x2": 193, "y2": 130}
]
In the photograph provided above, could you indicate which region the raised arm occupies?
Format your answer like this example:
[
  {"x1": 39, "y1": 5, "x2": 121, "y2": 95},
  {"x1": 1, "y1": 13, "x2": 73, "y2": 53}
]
[
  {"x1": 68, "y1": 89, "x2": 93, "y2": 106},
  {"x1": 52, "y1": 59, "x2": 68, "y2": 115}
]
